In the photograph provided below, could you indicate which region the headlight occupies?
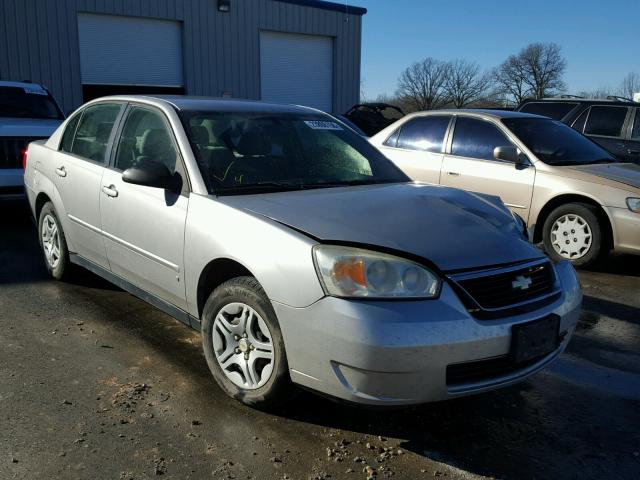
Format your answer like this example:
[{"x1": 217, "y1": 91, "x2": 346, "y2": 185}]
[
  {"x1": 313, "y1": 245, "x2": 441, "y2": 299},
  {"x1": 627, "y1": 198, "x2": 640, "y2": 213}
]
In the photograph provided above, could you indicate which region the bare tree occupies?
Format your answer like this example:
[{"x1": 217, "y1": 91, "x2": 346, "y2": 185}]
[
  {"x1": 494, "y1": 42, "x2": 567, "y2": 103},
  {"x1": 619, "y1": 72, "x2": 640, "y2": 100},
  {"x1": 396, "y1": 58, "x2": 450, "y2": 111},
  {"x1": 519, "y1": 43, "x2": 567, "y2": 98},
  {"x1": 444, "y1": 60, "x2": 491, "y2": 108},
  {"x1": 576, "y1": 87, "x2": 615, "y2": 99},
  {"x1": 492, "y1": 55, "x2": 531, "y2": 105}
]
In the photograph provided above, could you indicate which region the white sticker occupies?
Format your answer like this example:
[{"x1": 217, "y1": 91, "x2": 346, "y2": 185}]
[
  {"x1": 23, "y1": 85, "x2": 47, "y2": 95},
  {"x1": 304, "y1": 120, "x2": 343, "y2": 131}
]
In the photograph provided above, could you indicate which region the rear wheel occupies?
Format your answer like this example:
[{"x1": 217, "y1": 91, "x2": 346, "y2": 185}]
[
  {"x1": 201, "y1": 277, "x2": 293, "y2": 408},
  {"x1": 542, "y1": 203, "x2": 602, "y2": 267},
  {"x1": 38, "y1": 202, "x2": 71, "y2": 279}
]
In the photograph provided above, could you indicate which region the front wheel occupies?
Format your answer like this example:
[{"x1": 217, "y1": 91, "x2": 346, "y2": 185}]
[
  {"x1": 38, "y1": 202, "x2": 71, "y2": 279},
  {"x1": 201, "y1": 277, "x2": 293, "y2": 408},
  {"x1": 542, "y1": 203, "x2": 603, "y2": 267}
]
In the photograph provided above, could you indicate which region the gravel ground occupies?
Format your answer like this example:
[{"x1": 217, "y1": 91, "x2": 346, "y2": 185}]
[{"x1": 1, "y1": 197, "x2": 639, "y2": 480}]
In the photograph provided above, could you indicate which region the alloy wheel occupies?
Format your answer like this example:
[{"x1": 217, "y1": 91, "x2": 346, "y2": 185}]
[
  {"x1": 212, "y1": 302, "x2": 274, "y2": 390},
  {"x1": 550, "y1": 214, "x2": 592, "y2": 260},
  {"x1": 41, "y1": 214, "x2": 61, "y2": 269}
]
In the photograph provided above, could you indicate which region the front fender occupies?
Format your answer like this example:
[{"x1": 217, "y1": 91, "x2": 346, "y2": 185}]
[{"x1": 183, "y1": 194, "x2": 325, "y2": 318}]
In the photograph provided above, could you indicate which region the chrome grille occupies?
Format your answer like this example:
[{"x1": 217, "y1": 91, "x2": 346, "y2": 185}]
[
  {"x1": 0, "y1": 137, "x2": 45, "y2": 169},
  {"x1": 449, "y1": 260, "x2": 558, "y2": 315}
]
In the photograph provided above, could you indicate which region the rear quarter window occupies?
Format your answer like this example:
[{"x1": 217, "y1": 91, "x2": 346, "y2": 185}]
[
  {"x1": 633, "y1": 109, "x2": 640, "y2": 140},
  {"x1": 60, "y1": 114, "x2": 82, "y2": 152}
]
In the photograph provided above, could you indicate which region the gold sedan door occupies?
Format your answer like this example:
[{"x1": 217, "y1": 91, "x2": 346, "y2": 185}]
[{"x1": 440, "y1": 116, "x2": 536, "y2": 221}]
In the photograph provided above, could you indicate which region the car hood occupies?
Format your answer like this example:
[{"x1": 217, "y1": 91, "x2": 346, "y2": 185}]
[
  {"x1": 0, "y1": 117, "x2": 63, "y2": 137},
  {"x1": 218, "y1": 183, "x2": 544, "y2": 272},
  {"x1": 567, "y1": 163, "x2": 640, "y2": 190}
]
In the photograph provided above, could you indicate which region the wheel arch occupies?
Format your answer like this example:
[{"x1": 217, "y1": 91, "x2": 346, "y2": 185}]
[
  {"x1": 196, "y1": 258, "x2": 256, "y2": 319},
  {"x1": 35, "y1": 192, "x2": 53, "y2": 220},
  {"x1": 533, "y1": 194, "x2": 614, "y2": 250}
]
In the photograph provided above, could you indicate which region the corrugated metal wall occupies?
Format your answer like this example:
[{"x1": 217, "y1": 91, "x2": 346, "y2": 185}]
[{"x1": 0, "y1": 0, "x2": 362, "y2": 113}]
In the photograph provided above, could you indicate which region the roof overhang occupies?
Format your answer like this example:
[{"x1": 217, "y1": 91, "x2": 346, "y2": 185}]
[{"x1": 272, "y1": 0, "x2": 367, "y2": 16}]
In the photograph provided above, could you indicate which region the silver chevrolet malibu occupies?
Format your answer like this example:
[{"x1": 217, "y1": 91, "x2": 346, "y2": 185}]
[{"x1": 23, "y1": 96, "x2": 582, "y2": 408}]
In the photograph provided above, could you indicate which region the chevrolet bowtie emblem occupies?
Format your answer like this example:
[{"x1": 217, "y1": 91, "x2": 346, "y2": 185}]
[{"x1": 512, "y1": 275, "x2": 532, "y2": 290}]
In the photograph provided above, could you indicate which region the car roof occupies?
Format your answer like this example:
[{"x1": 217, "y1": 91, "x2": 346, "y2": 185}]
[
  {"x1": 90, "y1": 95, "x2": 323, "y2": 114},
  {"x1": 521, "y1": 97, "x2": 639, "y2": 107},
  {"x1": 406, "y1": 108, "x2": 545, "y2": 120}
]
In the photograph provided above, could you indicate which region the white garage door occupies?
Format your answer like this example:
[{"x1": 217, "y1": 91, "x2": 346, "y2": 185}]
[
  {"x1": 260, "y1": 31, "x2": 333, "y2": 112},
  {"x1": 77, "y1": 13, "x2": 183, "y2": 86}
]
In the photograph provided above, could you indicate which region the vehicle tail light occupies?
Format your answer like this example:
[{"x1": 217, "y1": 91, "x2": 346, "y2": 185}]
[{"x1": 22, "y1": 147, "x2": 28, "y2": 170}]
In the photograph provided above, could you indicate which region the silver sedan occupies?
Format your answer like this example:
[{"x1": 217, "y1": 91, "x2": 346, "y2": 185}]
[{"x1": 23, "y1": 96, "x2": 582, "y2": 408}]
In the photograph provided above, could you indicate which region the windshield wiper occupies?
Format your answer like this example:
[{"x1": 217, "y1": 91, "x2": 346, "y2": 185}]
[
  {"x1": 589, "y1": 158, "x2": 617, "y2": 164},
  {"x1": 300, "y1": 179, "x2": 401, "y2": 188},
  {"x1": 553, "y1": 158, "x2": 616, "y2": 166},
  {"x1": 214, "y1": 181, "x2": 307, "y2": 194}
]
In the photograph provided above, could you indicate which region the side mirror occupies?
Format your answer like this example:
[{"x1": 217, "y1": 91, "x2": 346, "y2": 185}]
[
  {"x1": 493, "y1": 146, "x2": 519, "y2": 163},
  {"x1": 122, "y1": 159, "x2": 178, "y2": 191},
  {"x1": 494, "y1": 146, "x2": 529, "y2": 167}
]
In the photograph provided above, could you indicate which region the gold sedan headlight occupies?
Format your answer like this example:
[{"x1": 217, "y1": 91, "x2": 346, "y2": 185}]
[{"x1": 627, "y1": 198, "x2": 640, "y2": 213}]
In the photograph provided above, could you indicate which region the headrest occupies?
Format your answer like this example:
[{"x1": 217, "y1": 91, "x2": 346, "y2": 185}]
[
  {"x1": 236, "y1": 130, "x2": 271, "y2": 156},
  {"x1": 140, "y1": 128, "x2": 170, "y2": 157},
  {"x1": 95, "y1": 122, "x2": 113, "y2": 143},
  {"x1": 190, "y1": 125, "x2": 210, "y2": 146}
]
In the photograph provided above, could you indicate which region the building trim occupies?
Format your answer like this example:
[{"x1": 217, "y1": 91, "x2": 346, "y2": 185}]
[{"x1": 272, "y1": 0, "x2": 367, "y2": 15}]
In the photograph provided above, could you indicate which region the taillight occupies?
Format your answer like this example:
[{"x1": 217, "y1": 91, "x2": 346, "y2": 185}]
[{"x1": 22, "y1": 147, "x2": 28, "y2": 170}]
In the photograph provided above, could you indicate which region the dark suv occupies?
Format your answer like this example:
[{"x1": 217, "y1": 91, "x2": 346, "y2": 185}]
[{"x1": 517, "y1": 97, "x2": 640, "y2": 164}]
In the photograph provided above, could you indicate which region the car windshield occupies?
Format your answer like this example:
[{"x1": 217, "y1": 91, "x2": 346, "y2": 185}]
[
  {"x1": 180, "y1": 111, "x2": 409, "y2": 195},
  {"x1": 0, "y1": 86, "x2": 63, "y2": 119},
  {"x1": 502, "y1": 117, "x2": 616, "y2": 166}
]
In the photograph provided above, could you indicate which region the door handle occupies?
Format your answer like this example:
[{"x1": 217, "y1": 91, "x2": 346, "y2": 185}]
[
  {"x1": 447, "y1": 171, "x2": 460, "y2": 176},
  {"x1": 102, "y1": 185, "x2": 118, "y2": 198},
  {"x1": 55, "y1": 166, "x2": 67, "y2": 177},
  {"x1": 628, "y1": 149, "x2": 640, "y2": 155}
]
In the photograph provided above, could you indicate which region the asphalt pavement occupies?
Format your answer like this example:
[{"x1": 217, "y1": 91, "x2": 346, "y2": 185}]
[{"x1": 1, "y1": 197, "x2": 639, "y2": 480}]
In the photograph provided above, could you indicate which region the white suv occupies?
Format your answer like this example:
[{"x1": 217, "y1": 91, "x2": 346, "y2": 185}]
[{"x1": 0, "y1": 80, "x2": 64, "y2": 196}]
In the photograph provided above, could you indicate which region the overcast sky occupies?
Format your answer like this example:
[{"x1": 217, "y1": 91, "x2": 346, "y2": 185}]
[{"x1": 353, "y1": 0, "x2": 640, "y2": 100}]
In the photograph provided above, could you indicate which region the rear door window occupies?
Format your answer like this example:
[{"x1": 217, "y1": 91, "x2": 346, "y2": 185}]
[
  {"x1": 70, "y1": 103, "x2": 122, "y2": 163},
  {"x1": 519, "y1": 102, "x2": 578, "y2": 120},
  {"x1": 451, "y1": 117, "x2": 513, "y2": 161},
  {"x1": 395, "y1": 116, "x2": 450, "y2": 152},
  {"x1": 584, "y1": 106, "x2": 629, "y2": 137}
]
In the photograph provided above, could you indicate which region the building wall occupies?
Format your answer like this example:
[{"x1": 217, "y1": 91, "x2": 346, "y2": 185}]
[{"x1": 0, "y1": 0, "x2": 362, "y2": 113}]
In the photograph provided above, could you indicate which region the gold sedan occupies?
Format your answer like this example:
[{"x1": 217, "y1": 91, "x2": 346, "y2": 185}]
[{"x1": 371, "y1": 110, "x2": 640, "y2": 267}]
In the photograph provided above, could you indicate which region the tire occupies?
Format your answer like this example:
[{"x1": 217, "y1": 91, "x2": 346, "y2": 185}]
[
  {"x1": 542, "y1": 203, "x2": 603, "y2": 267},
  {"x1": 38, "y1": 202, "x2": 71, "y2": 279},
  {"x1": 201, "y1": 276, "x2": 293, "y2": 408}
]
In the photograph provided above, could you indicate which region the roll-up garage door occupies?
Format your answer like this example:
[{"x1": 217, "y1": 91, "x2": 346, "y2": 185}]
[
  {"x1": 77, "y1": 13, "x2": 183, "y2": 87},
  {"x1": 260, "y1": 31, "x2": 333, "y2": 112}
]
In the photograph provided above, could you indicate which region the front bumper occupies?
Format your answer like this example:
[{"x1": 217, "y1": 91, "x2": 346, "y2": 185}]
[
  {"x1": 607, "y1": 206, "x2": 640, "y2": 255},
  {"x1": 273, "y1": 260, "x2": 581, "y2": 406}
]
